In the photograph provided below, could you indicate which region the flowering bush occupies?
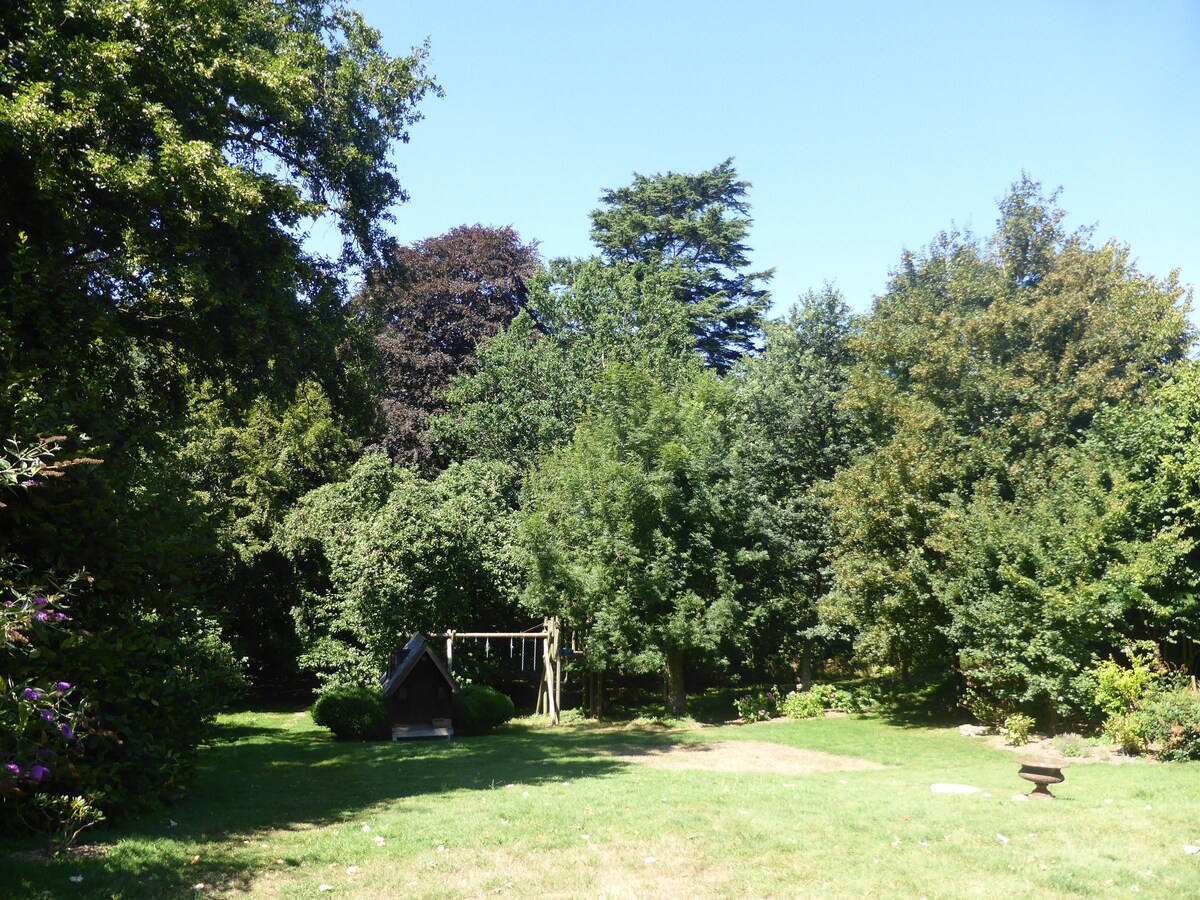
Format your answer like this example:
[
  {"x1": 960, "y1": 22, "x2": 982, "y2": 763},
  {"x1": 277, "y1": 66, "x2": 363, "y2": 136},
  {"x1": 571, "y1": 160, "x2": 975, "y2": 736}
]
[
  {"x1": 0, "y1": 582, "x2": 102, "y2": 851},
  {"x1": 1, "y1": 437, "x2": 244, "y2": 848},
  {"x1": 734, "y1": 689, "x2": 778, "y2": 722}
]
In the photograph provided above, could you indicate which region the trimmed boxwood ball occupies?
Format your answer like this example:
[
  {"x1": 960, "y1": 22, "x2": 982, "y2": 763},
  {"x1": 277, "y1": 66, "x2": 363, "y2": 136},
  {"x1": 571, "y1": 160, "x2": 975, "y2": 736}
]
[
  {"x1": 453, "y1": 684, "x2": 515, "y2": 736},
  {"x1": 310, "y1": 684, "x2": 389, "y2": 741}
]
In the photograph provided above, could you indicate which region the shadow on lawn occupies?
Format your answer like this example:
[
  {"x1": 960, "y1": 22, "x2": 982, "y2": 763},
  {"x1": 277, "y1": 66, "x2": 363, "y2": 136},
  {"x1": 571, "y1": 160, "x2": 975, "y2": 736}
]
[{"x1": 2, "y1": 717, "x2": 671, "y2": 898}]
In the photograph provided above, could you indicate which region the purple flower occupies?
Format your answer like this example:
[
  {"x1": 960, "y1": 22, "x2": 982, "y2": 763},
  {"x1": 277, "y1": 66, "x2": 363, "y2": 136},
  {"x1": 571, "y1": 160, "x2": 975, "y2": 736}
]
[
  {"x1": 32, "y1": 597, "x2": 48, "y2": 608},
  {"x1": 41, "y1": 709, "x2": 55, "y2": 722},
  {"x1": 34, "y1": 610, "x2": 49, "y2": 621},
  {"x1": 61, "y1": 723, "x2": 75, "y2": 741},
  {"x1": 29, "y1": 764, "x2": 50, "y2": 782},
  {"x1": 56, "y1": 681, "x2": 71, "y2": 692},
  {"x1": 3, "y1": 600, "x2": 13, "y2": 607},
  {"x1": 765, "y1": 691, "x2": 774, "y2": 700},
  {"x1": 22, "y1": 688, "x2": 43, "y2": 701},
  {"x1": 4, "y1": 763, "x2": 21, "y2": 776},
  {"x1": 52, "y1": 612, "x2": 68, "y2": 622}
]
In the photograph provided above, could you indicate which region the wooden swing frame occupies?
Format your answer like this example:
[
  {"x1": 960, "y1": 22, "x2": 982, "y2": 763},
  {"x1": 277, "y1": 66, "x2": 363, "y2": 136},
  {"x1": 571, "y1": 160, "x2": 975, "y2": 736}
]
[{"x1": 438, "y1": 617, "x2": 563, "y2": 725}]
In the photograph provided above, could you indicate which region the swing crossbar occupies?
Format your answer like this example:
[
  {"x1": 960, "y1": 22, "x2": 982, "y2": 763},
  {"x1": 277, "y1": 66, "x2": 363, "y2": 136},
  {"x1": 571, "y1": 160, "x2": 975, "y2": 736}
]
[{"x1": 439, "y1": 631, "x2": 548, "y2": 639}]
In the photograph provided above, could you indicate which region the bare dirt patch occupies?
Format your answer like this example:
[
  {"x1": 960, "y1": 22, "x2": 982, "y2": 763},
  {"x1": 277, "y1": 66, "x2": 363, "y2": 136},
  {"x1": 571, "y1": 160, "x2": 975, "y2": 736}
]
[{"x1": 602, "y1": 740, "x2": 884, "y2": 775}]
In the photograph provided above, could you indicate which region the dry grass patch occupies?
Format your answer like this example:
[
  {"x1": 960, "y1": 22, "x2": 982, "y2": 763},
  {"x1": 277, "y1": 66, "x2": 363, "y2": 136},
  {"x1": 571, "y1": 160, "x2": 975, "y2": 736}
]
[{"x1": 602, "y1": 739, "x2": 885, "y2": 775}]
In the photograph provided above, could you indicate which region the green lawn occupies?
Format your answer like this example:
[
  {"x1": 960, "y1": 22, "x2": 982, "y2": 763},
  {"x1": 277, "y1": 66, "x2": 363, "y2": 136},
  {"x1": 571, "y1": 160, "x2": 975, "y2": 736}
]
[{"x1": 4, "y1": 709, "x2": 1200, "y2": 897}]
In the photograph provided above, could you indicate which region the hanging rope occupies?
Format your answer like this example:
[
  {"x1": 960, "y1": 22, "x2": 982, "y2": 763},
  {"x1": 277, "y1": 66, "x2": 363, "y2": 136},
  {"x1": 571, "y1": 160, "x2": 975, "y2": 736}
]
[{"x1": 521, "y1": 637, "x2": 526, "y2": 671}]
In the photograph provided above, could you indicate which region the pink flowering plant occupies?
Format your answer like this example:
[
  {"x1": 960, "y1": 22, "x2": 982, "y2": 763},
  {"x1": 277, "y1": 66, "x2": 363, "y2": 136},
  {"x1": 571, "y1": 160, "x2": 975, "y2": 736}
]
[
  {"x1": 734, "y1": 688, "x2": 779, "y2": 722},
  {"x1": 0, "y1": 579, "x2": 107, "y2": 853},
  {"x1": 1, "y1": 585, "x2": 91, "y2": 787}
]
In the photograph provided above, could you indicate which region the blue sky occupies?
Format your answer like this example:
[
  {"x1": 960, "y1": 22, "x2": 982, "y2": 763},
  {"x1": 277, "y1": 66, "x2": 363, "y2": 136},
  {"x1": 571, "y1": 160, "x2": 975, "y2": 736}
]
[{"x1": 332, "y1": 1, "x2": 1200, "y2": 319}]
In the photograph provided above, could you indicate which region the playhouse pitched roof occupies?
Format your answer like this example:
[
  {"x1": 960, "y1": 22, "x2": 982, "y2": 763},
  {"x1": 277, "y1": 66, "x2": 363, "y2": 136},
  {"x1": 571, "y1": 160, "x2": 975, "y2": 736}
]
[{"x1": 379, "y1": 632, "x2": 457, "y2": 697}]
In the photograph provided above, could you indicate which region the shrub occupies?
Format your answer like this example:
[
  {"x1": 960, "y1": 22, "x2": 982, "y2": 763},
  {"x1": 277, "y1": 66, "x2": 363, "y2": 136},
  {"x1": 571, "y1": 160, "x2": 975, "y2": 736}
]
[
  {"x1": 734, "y1": 690, "x2": 778, "y2": 722},
  {"x1": 1101, "y1": 674, "x2": 1200, "y2": 760},
  {"x1": 1137, "y1": 678, "x2": 1200, "y2": 761},
  {"x1": 1094, "y1": 652, "x2": 1159, "y2": 719},
  {"x1": 779, "y1": 689, "x2": 824, "y2": 719},
  {"x1": 778, "y1": 683, "x2": 858, "y2": 720},
  {"x1": 452, "y1": 684, "x2": 514, "y2": 736},
  {"x1": 3, "y1": 578, "x2": 245, "y2": 845},
  {"x1": 1105, "y1": 710, "x2": 1154, "y2": 755},
  {"x1": 1000, "y1": 713, "x2": 1035, "y2": 746},
  {"x1": 311, "y1": 684, "x2": 389, "y2": 741},
  {"x1": 558, "y1": 708, "x2": 589, "y2": 725},
  {"x1": 811, "y1": 683, "x2": 856, "y2": 713}
]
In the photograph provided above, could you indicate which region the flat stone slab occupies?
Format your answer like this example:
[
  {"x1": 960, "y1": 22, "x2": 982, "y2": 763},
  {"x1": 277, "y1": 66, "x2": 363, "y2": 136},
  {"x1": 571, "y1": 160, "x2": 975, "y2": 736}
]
[{"x1": 931, "y1": 783, "x2": 982, "y2": 794}]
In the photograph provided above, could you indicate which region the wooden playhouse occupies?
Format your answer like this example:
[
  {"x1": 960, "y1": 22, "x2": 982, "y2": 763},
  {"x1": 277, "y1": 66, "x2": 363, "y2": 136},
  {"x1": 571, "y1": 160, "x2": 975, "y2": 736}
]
[{"x1": 378, "y1": 633, "x2": 457, "y2": 739}]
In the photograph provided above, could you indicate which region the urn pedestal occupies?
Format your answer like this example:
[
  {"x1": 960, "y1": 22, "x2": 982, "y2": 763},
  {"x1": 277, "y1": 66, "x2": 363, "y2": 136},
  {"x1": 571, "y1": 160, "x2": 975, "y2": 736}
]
[{"x1": 1017, "y1": 761, "x2": 1065, "y2": 799}]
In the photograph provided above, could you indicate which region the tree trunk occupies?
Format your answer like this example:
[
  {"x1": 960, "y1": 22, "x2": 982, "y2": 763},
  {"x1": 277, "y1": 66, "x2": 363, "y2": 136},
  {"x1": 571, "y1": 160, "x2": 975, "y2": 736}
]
[{"x1": 664, "y1": 648, "x2": 687, "y2": 716}]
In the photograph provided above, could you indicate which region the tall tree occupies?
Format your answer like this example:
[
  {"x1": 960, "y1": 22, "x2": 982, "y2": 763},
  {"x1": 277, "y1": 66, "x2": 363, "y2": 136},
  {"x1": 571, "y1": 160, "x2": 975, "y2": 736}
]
[
  {"x1": 176, "y1": 380, "x2": 360, "y2": 683},
  {"x1": 0, "y1": 0, "x2": 437, "y2": 816},
  {"x1": 431, "y1": 258, "x2": 696, "y2": 467},
  {"x1": 589, "y1": 158, "x2": 772, "y2": 371},
  {"x1": 730, "y1": 288, "x2": 860, "y2": 684},
  {"x1": 824, "y1": 176, "x2": 1194, "y2": 681},
  {"x1": 937, "y1": 364, "x2": 1200, "y2": 723},
  {"x1": 522, "y1": 366, "x2": 743, "y2": 716},
  {"x1": 2, "y1": 0, "x2": 439, "y2": 443},
  {"x1": 278, "y1": 452, "x2": 523, "y2": 685},
  {"x1": 361, "y1": 225, "x2": 539, "y2": 468}
]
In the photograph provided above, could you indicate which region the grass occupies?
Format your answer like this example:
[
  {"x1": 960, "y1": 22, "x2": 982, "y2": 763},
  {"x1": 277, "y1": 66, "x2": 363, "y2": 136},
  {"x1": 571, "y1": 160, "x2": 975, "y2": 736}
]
[{"x1": 3, "y1": 707, "x2": 1200, "y2": 898}]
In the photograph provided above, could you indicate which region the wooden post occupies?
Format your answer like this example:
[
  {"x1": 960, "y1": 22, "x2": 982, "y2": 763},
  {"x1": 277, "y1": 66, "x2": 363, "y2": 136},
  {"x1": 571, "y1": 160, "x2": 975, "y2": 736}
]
[
  {"x1": 542, "y1": 617, "x2": 560, "y2": 725},
  {"x1": 535, "y1": 664, "x2": 547, "y2": 716},
  {"x1": 553, "y1": 618, "x2": 562, "y2": 725}
]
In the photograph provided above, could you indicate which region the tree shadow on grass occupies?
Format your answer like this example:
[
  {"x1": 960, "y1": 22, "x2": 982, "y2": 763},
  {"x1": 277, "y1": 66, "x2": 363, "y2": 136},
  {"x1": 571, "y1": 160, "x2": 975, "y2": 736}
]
[
  {"x1": 1, "y1": 715, "x2": 673, "y2": 898},
  {"x1": 601, "y1": 684, "x2": 742, "y2": 726},
  {"x1": 853, "y1": 676, "x2": 967, "y2": 730}
]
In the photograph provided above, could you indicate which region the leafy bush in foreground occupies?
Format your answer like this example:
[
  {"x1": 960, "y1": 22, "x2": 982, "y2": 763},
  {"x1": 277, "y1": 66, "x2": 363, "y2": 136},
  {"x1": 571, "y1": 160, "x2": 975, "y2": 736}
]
[
  {"x1": 453, "y1": 684, "x2": 514, "y2": 736},
  {"x1": 2, "y1": 440, "x2": 245, "y2": 849},
  {"x1": 311, "y1": 685, "x2": 389, "y2": 741}
]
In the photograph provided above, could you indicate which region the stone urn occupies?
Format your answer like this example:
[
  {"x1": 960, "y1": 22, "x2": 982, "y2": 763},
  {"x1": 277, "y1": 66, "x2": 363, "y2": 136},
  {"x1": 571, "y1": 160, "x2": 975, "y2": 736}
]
[{"x1": 1017, "y1": 757, "x2": 1066, "y2": 799}]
